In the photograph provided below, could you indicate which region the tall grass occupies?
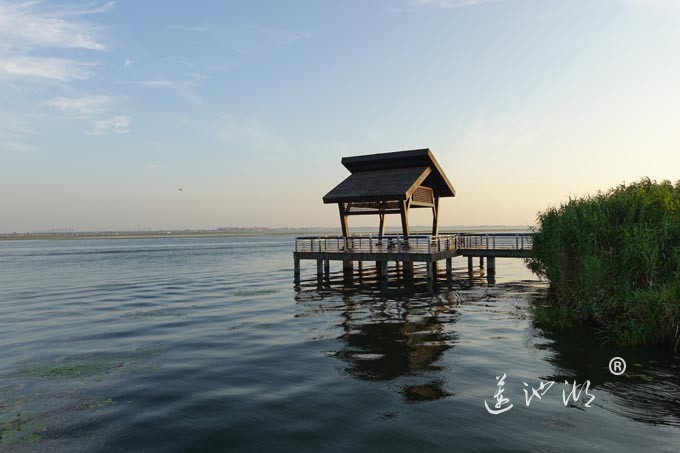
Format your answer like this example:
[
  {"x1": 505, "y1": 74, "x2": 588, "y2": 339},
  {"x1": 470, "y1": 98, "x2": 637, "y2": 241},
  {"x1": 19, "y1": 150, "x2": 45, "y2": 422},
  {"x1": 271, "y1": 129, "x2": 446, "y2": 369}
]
[{"x1": 527, "y1": 178, "x2": 680, "y2": 348}]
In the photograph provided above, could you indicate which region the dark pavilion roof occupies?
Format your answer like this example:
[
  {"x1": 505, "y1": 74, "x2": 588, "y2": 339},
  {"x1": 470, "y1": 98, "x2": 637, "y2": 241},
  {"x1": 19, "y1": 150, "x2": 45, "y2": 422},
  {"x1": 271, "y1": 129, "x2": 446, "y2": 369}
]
[{"x1": 322, "y1": 148, "x2": 456, "y2": 204}]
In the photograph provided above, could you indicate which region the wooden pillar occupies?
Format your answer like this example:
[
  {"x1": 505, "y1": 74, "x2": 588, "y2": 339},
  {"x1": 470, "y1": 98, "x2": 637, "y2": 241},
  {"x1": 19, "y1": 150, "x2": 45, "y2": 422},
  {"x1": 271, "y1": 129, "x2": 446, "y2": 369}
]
[
  {"x1": 343, "y1": 259, "x2": 354, "y2": 281},
  {"x1": 467, "y1": 256, "x2": 473, "y2": 273},
  {"x1": 378, "y1": 213, "x2": 386, "y2": 240},
  {"x1": 378, "y1": 261, "x2": 388, "y2": 280},
  {"x1": 294, "y1": 257, "x2": 300, "y2": 281},
  {"x1": 432, "y1": 195, "x2": 440, "y2": 236},
  {"x1": 403, "y1": 261, "x2": 413, "y2": 279},
  {"x1": 426, "y1": 262, "x2": 434, "y2": 281},
  {"x1": 487, "y1": 258, "x2": 496, "y2": 286},
  {"x1": 400, "y1": 199, "x2": 410, "y2": 248},
  {"x1": 446, "y1": 258, "x2": 452, "y2": 278},
  {"x1": 487, "y1": 256, "x2": 496, "y2": 286},
  {"x1": 479, "y1": 257, "x2": 484, "y2": 268},
  {"x1": 317, "y1": 260, "x2": 323, "y2": 278},
  {"x1": 324, "y1": 259, "x2": 330, "y2": 278},
  {"x1": 338, "y1": 203, "x2": 350, "y2": 237}
]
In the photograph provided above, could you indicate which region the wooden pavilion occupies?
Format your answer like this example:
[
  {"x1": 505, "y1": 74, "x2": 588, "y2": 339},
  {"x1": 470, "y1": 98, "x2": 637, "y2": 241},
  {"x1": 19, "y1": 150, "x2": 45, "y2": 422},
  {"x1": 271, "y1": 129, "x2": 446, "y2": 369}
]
[
  {"x1": 322, "y1": 148, "x2": 456, "y2": 238},
  {"x1": 293, "y1": 148, "x2": 532, "y2": 284}
]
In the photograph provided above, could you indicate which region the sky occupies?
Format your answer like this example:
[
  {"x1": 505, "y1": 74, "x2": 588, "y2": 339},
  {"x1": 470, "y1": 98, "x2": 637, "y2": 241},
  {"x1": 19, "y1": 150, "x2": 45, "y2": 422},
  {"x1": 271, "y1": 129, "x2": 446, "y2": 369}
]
[{"x1": 1, "y1": 0, "x2": 680, "y2": 233}]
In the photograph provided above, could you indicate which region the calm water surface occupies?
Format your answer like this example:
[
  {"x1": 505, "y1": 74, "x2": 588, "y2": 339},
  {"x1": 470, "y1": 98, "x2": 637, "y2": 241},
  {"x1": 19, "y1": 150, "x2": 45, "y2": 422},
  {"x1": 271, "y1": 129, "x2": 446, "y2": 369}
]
[{"x1": 1, "y1": 236, "x2": 680, "y2": 452}]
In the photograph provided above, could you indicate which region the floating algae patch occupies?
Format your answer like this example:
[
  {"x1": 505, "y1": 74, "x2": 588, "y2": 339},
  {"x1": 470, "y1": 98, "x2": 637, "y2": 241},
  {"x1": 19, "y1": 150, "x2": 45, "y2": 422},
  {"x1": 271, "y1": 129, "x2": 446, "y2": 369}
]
[
  {"x1": 78, "y1": 398, "x2": 114, "y2": 411},
  {"x1": 18, "y1": 361, "x2": 123, "y2": 380},
  {"x1": 16, "y1": 346, "x2": 168, "y2": 381},
  {"x1": 0, "y1": 382, "x2": 121, "y2": 448},
  {"x1": 0, "y1": 411, "x2": 45, "y2": 448}
]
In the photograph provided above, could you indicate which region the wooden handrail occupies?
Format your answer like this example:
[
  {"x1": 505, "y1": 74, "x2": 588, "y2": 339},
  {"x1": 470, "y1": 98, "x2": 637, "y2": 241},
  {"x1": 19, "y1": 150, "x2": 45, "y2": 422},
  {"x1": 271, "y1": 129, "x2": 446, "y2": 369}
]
[{"x1": 294, "y1": 233, "x2": 532, "y2": 254}]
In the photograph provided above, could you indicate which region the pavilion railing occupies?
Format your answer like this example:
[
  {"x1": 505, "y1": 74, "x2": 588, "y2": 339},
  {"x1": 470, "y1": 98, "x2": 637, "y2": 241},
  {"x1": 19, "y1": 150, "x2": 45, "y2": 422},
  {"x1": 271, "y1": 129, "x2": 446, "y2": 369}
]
[
  {"x1": 295, "y1": 233, "x2": 533, "y2": 254},
  {"x1": 457, "y1": 233, "x2": 532, "y2": 251},
  {"x1": 294, "y1": 234, "x2": 458, "y2": 254}
]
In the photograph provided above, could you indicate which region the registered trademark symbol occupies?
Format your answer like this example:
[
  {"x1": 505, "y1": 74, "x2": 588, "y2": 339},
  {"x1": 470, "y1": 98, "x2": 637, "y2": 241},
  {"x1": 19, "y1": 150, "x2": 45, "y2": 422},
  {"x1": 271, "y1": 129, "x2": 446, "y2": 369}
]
[{"x1": 609, "y1": 357, "x2": 626, "y2": 375}]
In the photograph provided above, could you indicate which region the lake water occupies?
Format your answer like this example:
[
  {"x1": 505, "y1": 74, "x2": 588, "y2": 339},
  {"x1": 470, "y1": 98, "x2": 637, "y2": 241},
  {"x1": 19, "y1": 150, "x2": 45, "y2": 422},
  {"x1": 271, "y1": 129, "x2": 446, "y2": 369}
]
[{"x1": 1, "y1": 236, "x2": 680, "y2": 452}]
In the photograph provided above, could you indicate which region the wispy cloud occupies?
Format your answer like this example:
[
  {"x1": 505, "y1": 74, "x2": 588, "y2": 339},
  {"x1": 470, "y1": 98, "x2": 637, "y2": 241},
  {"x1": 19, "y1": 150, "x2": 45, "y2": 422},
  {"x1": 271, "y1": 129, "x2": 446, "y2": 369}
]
[
  {"x1": 42, "y1": 95, "x2": 132, "y2": 135},
  {"x1": 57, "y1": 0, "x2": 115, "y2": 16},
  {"x1": 43, "y1": 95, "x2": 111, "y2": 116},
  {"x1": 127, "y1": 78, "x2": 204, "y2": 105},
  {"x1": 0, "y1": 1, "x2": 108, "y2": 52},
  {"x1": 0, "y1": 56, "x2": 94, "y2": 81},
  {"x1": 87, "y1": 115, "x2": 131, "y2": 135},
  {"x1": 0, "y1": 1, "x2": 110, "y2": 80},
  {"x1": 0, "y1": 141, "x2": 39, "y2": 153},
  {"x1": 412, "y1": 0, "x2": 680, "y2": 8}
]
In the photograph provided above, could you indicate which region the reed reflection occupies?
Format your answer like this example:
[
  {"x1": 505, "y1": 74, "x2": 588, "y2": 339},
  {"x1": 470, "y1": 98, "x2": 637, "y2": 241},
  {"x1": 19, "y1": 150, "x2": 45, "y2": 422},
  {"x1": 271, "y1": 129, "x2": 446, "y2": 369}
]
[{"x1": 532, "y1": 297, "x2": 680, "y2": 427}]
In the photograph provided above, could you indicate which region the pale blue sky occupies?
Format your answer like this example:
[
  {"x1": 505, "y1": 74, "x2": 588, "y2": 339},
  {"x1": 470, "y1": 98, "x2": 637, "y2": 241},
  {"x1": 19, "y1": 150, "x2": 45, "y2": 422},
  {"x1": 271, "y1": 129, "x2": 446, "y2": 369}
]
[{"x1": 1, "y1": 0, "x2": 680, "y2": 232}]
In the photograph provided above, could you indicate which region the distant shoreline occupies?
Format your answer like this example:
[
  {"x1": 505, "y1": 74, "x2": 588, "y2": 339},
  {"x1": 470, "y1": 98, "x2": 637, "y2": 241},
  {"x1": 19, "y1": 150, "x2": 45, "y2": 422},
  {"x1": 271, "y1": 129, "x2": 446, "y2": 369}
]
[{"x1": 0, "y1": 226, "x2": 532, "y2": 241}]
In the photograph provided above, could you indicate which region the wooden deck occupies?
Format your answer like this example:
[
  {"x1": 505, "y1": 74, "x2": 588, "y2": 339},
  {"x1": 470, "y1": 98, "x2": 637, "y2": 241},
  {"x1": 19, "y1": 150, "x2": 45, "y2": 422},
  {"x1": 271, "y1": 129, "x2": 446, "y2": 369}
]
[{"x1": 294, "y1": 232, "x2": 532, "y2": 281}]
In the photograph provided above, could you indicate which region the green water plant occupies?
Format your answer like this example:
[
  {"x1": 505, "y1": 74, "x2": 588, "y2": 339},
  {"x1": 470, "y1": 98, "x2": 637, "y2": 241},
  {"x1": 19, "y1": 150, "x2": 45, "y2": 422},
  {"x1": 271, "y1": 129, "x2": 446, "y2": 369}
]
[
  {"x1": 80, "y1": 398, "x2": 115, "y2": 410},
  {"x1": 0, "y1": 412, "x2": 44, "y2": 448},
  {"x1": 527, "y1": 178, "x2": 680, "y2": 348},
  {"x1": 16, "y1": 345, "x2": 168, "y2": 381}
]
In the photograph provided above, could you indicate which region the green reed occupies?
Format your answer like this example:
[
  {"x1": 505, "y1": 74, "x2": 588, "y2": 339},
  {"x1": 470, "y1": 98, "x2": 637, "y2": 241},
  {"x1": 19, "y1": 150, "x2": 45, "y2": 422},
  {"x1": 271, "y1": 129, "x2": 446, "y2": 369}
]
[{"x1": 527, "y1": 178, "x2": 680, "y2": 348}]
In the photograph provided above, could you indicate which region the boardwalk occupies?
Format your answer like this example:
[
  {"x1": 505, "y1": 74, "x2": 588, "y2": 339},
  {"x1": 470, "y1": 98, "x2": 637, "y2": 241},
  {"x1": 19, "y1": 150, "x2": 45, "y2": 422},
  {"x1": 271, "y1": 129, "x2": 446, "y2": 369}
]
[{"x1": 294, "y1": 232, "x2": 532, "y2": 282}]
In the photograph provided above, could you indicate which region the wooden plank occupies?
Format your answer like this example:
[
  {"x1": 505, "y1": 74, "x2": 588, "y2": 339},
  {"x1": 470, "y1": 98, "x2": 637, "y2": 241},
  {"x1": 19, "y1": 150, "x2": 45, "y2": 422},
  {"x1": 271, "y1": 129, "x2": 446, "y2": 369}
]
[
  {"x1": 343, "y1": 209, "x2": 402, "y2": 216},
  {"x1": 410, "y1": 185, "x2": 434, "y2": 205}
]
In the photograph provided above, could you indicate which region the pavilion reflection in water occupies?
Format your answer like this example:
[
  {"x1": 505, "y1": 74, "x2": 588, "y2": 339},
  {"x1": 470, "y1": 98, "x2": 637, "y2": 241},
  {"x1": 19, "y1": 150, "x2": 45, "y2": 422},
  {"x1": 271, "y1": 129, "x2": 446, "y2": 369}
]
[{"x1": 296, "y1": 278, "x2": 461, "y2": 403}]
